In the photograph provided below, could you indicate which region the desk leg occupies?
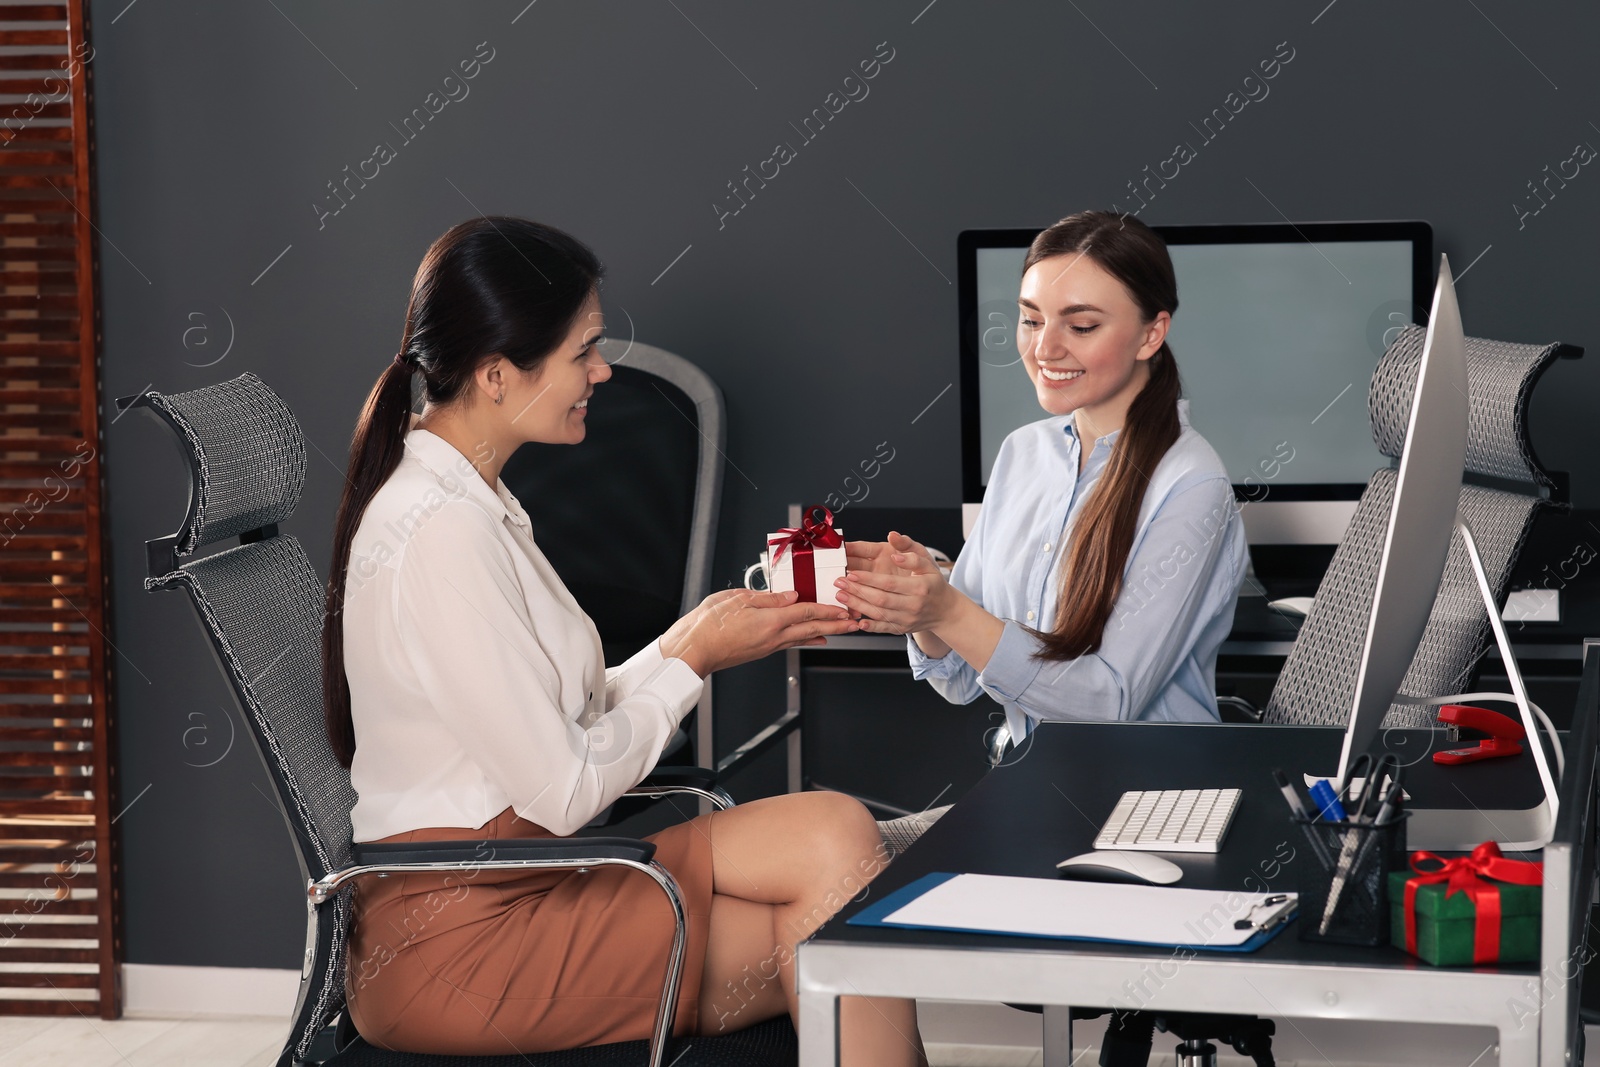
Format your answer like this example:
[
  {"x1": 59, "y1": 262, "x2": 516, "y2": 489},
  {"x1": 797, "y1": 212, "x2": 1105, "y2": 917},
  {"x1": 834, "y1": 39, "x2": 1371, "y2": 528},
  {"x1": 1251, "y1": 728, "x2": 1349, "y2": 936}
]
[
  {"x1": 1042, "y1": 1005, "x2": 1073, "y2": 1067},
  {"x1": 696, "y1": 684, "x2": 715, "y2": 816},
  {"x1": 787, "y1": 647, "x2": 803, "y2": 793},
  {"x1": 1496, "y1": 1020, "x2": 1539, "y2": 1067},
  {"x1": 799, "y1": 989, "x2": 840, "y2": 1067}
]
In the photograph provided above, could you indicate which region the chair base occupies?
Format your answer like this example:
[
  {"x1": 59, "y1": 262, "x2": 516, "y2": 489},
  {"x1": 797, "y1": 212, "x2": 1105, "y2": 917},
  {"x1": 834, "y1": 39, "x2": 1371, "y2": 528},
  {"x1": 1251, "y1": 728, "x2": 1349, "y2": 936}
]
[{"x1": 1032, "y1": 1007, "x2": 1275, "y2": 1067}]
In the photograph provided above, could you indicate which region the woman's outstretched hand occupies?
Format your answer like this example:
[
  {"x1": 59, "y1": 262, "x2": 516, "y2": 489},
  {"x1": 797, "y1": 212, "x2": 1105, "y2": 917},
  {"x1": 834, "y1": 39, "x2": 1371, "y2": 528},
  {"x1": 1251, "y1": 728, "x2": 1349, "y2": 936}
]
[
  {"x1": 840, "y1": 531, "x2": 954, "y2": 636},
  {"x1": 658, "y1": 588, "x2": 860, "y2": 678}
]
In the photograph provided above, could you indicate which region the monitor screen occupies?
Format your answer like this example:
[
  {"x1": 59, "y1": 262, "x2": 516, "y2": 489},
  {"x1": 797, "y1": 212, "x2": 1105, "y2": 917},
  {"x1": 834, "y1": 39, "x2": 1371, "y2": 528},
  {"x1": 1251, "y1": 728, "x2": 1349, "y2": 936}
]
[{"x1": 960, "y1": 222, "x2": 1433, "y2": 507}]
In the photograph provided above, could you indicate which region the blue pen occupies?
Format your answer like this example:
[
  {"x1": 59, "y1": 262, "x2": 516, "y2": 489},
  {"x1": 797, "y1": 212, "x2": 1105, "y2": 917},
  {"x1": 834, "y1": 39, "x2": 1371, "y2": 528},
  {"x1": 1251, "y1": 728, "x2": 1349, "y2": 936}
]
[{"x1": 1308, "y1": 779, "x2": 1348, "y2": 821}]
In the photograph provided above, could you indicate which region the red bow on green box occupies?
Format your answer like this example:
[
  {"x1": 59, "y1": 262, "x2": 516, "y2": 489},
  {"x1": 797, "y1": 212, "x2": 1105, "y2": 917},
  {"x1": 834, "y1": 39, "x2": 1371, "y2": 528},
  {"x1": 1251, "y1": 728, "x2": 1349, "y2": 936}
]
[
  {"x1": 769, "y1": 505, "x2": 843, "y2": 603},
  {"x1": 1403, "y1": 842, "x2": 1542, "y2": 963}
]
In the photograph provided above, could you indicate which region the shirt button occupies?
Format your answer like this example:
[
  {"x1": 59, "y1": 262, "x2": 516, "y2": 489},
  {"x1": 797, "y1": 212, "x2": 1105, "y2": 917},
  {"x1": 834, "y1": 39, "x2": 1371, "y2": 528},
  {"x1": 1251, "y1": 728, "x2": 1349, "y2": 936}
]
[
  {"x1": 1043, "y1": 542, "x2": 1052, "y2": 553},
  {"x1": 1026, "y1": 610, "x2": 1036, "y2": 621}
]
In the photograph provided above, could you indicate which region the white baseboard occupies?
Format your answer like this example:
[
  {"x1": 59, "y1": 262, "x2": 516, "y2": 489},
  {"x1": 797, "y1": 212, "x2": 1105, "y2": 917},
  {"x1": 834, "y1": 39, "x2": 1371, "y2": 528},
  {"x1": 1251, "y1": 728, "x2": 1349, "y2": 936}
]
[
  {"x1": 123, "y1": 963, "x2": 298, "y2": 1019},
  {"x1": 925, "y1": 1043, "x2": 1042, "y2": 1067}
]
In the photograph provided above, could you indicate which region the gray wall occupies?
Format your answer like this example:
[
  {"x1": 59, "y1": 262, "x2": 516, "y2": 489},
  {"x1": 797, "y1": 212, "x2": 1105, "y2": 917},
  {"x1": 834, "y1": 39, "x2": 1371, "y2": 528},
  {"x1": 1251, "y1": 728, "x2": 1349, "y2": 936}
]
[{"x1": 90, "y1": 1, "x2": 1599, "y2": 968}]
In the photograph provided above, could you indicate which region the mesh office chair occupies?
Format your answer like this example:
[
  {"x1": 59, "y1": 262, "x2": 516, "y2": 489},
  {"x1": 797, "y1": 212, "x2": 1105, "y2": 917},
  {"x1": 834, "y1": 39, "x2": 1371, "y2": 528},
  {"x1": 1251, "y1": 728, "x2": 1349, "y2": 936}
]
[
  {"x1": 498, "y1": 344, "x2": 723, "y2": 770},
  {"x1": 119, "y1": 373, "x2": 794, "y2": 1067},
  {"x1": 1262, "y1": 325, "x2": 1581, "y2": 727}
]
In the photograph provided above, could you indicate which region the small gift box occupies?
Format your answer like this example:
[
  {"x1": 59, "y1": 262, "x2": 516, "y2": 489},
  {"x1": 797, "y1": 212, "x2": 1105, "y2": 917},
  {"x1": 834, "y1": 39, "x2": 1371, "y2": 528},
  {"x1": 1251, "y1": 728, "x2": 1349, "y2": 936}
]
[
  {"x1": 1387, "y1": 842, "x2": 1542, "y2": 966},
  {"x1": 767, "y1": 505, "x2": 846, "y2": 609}
]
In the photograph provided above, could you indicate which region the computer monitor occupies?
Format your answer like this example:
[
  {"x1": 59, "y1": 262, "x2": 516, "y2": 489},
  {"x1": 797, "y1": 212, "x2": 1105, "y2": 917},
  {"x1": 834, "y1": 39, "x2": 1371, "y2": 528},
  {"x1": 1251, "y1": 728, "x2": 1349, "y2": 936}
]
[
  {"x1": 1336, "y1": 253, "x2": 1466, "y2": 781},
  {"x1": 957, "y1": 221, "x2": 1433, "y2": 545}
]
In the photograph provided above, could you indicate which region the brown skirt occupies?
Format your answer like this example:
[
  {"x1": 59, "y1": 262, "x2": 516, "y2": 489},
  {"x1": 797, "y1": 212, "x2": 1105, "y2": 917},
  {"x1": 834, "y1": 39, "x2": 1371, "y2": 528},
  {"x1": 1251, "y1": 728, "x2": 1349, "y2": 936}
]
[{"x1": 344, "y1": 806, "x2": 715, "y2": 1055}]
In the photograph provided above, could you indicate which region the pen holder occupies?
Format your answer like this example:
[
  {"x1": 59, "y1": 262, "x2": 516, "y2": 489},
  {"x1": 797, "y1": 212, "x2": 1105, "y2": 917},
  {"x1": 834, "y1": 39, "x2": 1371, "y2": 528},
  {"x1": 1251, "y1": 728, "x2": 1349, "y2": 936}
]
[{"x1": 1294, "y1": 811, "x2": 1409, "y2": 946}]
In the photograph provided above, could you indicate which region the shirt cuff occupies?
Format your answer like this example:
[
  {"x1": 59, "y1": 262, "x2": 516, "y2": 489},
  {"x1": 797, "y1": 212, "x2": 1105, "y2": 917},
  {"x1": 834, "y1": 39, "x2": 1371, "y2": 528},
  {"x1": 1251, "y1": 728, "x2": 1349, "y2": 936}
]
[
  {"x1": 907, "y1": 634, "x2": 968, "y2": 680},
  {"x1": 605, "y1": 638, "x2": 669, "y2": 699},
  {"x1": 638, "y1": 654, "x2": 706, "y2": 724},
  {"x1": 975, "y1": 619, "x2": 1046, "y2": 702}
]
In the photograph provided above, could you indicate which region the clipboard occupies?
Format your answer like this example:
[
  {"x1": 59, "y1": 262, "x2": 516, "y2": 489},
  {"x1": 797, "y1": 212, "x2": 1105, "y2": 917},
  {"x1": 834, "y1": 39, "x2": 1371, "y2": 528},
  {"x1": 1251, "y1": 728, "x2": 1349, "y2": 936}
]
[{"x1": 848, "y1": 872, "x2": 1297, "y2": 953}]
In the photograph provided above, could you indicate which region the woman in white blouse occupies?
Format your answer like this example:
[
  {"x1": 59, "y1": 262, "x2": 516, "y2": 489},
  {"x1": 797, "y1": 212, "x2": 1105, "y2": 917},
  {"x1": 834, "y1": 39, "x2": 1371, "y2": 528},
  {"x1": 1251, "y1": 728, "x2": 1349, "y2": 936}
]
[{"x1": 321, "y1": 217, "x2": 924, "y2": 1065}]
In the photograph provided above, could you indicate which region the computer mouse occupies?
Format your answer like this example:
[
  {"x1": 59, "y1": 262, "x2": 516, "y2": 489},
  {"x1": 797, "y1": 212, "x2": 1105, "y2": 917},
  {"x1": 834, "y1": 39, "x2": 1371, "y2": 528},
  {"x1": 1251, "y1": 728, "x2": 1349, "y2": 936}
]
[{"x1": 1055, "y1": 850, "x2": 1184, "y2": 885}]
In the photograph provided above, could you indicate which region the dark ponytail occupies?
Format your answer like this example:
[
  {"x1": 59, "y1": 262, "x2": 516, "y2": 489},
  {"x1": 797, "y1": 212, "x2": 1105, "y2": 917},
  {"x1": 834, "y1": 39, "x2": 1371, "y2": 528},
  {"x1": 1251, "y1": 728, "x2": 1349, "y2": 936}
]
[
  {"x1": 1024, "y1": 211, "x2": 1183, "y2": 660},
  {"x1": 322, "y1": 217, "x2": 603, "y2": 768}
]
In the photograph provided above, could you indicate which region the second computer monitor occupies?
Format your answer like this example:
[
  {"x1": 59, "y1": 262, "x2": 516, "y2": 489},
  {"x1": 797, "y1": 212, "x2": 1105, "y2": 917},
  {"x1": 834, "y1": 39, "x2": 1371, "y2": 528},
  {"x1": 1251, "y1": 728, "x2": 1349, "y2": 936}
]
[
  {"x1": 958, "y1": 221, "x2": 1433, "y2": 544},
  {"x1": 1337, "y1": 254, "x2": 1468, "y2": 779}
]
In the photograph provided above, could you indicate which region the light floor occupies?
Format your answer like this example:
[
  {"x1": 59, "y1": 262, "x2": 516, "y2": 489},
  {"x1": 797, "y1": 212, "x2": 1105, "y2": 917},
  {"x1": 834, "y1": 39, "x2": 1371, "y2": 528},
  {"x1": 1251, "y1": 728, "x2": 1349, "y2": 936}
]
[
  {"x1": 0, "y1": 1013, "x2": 1040, "y2": 1067},
  {"x1": 0, "y1": 1013, "x2": 285, "y2": 1067},
  {"x1": 0, "y1": 1011, "x2": 1593, "y2": 1066}
]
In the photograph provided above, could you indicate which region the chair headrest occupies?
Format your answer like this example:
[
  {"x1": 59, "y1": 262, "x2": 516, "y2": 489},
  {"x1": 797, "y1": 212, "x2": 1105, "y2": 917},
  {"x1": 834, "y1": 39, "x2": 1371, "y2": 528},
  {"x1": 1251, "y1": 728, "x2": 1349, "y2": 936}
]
[
  {"x1": 140, "y1": 373, "x2": 307, "y2": 554},
  {"x1": 1369, "y1": 324, "x2": 1566, "y2": 489}
]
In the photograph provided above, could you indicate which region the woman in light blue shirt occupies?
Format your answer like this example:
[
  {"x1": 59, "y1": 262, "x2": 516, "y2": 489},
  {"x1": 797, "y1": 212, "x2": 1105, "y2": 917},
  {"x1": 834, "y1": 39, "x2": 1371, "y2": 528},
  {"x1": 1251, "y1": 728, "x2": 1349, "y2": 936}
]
[{"x1": 840, "y1": 211, "x2": 1248, "y2": 745}]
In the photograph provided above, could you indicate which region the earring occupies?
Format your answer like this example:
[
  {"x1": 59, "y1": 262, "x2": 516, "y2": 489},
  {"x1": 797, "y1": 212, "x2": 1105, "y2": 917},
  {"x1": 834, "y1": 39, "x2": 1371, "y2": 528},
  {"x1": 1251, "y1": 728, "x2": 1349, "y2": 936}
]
[{"x1": 495, "y1": 392, "x2": 504, "y2": 405}]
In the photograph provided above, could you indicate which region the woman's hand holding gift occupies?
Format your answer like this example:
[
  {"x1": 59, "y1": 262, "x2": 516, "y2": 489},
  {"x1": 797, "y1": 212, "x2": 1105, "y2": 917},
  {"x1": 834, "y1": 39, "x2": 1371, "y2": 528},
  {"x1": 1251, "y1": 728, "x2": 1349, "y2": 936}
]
[
  {"x1": 659, "y1": 588, "x2": 859, "y2": 678},
  {"x1": 840, "y1": 531, "x2": 955, "y2": 635}
]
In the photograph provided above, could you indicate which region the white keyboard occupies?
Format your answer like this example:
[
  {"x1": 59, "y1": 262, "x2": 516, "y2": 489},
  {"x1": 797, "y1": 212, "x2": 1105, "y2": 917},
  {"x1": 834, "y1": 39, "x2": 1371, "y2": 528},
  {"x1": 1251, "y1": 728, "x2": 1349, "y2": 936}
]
[{"x1": 1093, "y1": 788, "x2": 1242, "y2": 853}]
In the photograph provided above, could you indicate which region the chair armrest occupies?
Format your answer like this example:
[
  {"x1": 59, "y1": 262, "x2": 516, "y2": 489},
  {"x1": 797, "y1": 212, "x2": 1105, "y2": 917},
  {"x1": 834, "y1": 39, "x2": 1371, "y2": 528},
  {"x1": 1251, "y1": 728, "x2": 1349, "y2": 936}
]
[
  {"x1": 352, "y1": 835, "x2": 655, "y2": 867},
  {"x1": 309, "y1": 836, "x2": 658, "y2": 904},
  {"x1": 625, "y1": 767, "x2": 734, "y2": 811},
  {"x1": 1217, "y1": 695, "x2": 1264, "y2": 724},
  {"x1": 639, "y1": 767, "x2": 719, "y2": 791},
  {"x1": 987, "y1": 723, "x2": 1013, "y2": 767}
]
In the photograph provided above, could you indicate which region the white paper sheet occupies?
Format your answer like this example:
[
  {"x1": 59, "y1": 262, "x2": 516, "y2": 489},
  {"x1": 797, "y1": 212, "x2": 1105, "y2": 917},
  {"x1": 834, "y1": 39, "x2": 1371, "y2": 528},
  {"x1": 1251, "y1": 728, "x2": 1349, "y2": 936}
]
[{"x1": 881, "y1": 873, "x2": 1295, "y2": 948}]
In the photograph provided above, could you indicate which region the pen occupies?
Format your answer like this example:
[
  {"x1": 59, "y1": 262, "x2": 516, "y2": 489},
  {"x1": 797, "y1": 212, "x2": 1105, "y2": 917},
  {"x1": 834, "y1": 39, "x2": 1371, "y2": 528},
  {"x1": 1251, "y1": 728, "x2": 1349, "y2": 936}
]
[
  {"x1": 1308, "y1": 779, "x2": 1348, "y2": 822},
  {"x1": 1369, "y1": 784, "x2": 1402, "y2": 827},
  {"x1": 1271, "y1": 769, "x2": 1309, "y2": 819},
  {"x1": 1337, "y1": 778, "x2": 1406, "y2": 900},
  {"x1": 1318, "y1": 826, "x2": 1364, "y2": 935},
  {"x1": 1273, "y1": 768, "x2": 1333, "y2": 869}
]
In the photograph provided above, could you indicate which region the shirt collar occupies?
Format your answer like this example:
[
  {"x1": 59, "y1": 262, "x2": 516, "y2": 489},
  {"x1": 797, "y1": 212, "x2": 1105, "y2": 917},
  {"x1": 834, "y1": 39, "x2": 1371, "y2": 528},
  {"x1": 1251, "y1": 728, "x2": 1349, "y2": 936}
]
[
  {"x1": 403, "y1": 428, "x2": 532, "y2": 530},
  {"x1": 1063, "y1": 398, "x2": 1192, "y2": 450}
]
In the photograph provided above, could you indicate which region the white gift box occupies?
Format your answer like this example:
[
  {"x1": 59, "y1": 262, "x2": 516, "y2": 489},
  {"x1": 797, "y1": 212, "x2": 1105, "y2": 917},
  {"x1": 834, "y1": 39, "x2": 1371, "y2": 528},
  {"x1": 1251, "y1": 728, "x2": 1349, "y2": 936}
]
[{"x1": 767, "y1": 530, "x2": 846, "y2": 608}]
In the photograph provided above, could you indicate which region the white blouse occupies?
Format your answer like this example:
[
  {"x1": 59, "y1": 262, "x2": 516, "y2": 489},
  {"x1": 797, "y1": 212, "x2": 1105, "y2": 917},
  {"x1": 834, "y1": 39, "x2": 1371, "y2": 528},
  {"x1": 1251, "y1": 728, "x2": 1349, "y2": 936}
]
[{"x1": 342, "y1": 428, "x2": 704, "y2": 841}]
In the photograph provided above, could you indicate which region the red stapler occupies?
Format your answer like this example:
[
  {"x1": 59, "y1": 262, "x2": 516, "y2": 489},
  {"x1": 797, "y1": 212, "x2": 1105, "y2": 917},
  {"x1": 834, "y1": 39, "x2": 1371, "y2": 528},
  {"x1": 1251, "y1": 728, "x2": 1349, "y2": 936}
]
[{"x1": 1432, "y1": 704, "x2": 1525, "y2": 765}]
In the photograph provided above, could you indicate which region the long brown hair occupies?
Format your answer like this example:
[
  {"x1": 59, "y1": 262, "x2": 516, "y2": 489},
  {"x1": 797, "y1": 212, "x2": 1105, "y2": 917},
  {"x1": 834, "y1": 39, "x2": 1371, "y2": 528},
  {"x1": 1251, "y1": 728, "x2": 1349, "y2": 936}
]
[
  {"x1": 321, "y1": 217, "x2": 603, "y2": 768},
  {"x1": 1025, "y1": 211, "x2": 1183, "y2": 660}
]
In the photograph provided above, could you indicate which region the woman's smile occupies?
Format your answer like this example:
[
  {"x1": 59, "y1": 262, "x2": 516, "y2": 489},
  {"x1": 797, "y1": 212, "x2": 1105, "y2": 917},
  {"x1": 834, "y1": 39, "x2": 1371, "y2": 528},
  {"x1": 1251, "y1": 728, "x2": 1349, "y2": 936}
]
[{"x1": 1016, "y1": 253, "x2": 1167, "y2": 423}]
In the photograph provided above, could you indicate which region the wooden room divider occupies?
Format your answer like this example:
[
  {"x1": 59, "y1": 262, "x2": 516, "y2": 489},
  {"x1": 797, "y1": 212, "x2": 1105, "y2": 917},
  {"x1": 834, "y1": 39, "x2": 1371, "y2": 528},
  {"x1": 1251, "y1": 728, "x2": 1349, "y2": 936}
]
[{"x1": 0, "y1": 0, "x2": 119, "y2": 1018}]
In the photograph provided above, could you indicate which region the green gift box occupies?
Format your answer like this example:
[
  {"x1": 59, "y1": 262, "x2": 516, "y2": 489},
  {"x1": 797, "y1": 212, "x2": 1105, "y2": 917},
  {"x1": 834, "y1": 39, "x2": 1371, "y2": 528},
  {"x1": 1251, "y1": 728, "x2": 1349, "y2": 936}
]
[{"x1": 1387, "y1": 845, "x2": 1543, "y2": 967}]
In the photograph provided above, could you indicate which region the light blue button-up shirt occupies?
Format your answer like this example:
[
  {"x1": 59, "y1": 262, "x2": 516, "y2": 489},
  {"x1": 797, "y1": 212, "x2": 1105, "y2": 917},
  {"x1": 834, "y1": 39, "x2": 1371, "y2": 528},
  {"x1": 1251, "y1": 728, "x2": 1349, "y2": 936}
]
[{"x1": 909, "y1": 399, "x2": 1248, "y2": 742}]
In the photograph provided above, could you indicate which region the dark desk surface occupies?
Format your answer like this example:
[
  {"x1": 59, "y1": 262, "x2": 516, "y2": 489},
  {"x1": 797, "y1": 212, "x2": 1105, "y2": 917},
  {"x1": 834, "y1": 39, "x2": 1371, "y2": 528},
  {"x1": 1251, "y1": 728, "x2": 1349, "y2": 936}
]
[
  {"x1": 1226, "y1": 594, "x2": 1310, "y2": 645},
  {"x1": 823, "y1": 721, "x2": 1541, "y2": 975}
]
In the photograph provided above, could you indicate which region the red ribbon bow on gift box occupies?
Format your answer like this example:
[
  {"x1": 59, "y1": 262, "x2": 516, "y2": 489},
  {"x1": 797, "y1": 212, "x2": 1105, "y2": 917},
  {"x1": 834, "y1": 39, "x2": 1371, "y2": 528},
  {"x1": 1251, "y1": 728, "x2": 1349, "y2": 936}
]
[
  {"x1": 1403, "y1": 842, "x2": 1542, "y2": 963},
  {"x1": 768, "y1": 505, "x2": 843, "y2": 603}
]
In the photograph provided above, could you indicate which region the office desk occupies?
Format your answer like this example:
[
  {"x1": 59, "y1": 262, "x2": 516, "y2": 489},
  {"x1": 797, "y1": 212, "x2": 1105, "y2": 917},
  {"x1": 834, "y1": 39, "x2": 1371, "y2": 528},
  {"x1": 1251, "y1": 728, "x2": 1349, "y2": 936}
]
[{"x1": 797, "y1": 645, "x2": 1599, "y2": 1067}]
